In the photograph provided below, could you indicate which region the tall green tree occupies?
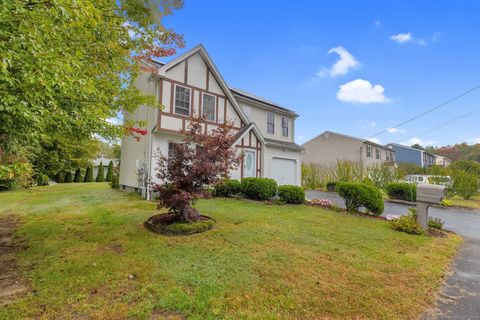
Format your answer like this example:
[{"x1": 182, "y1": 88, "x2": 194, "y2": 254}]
[
  {"x1": 0, "y1": 0, "x2": 183, "y2": 161},
  {"x1": 96, "y1": 162, "x2": 105, "y2": 182},
  {"x1": 84, "y1": 166, "x2": 94, "y2": 183},
  {"x1": 106, "y1": 161, "x2": 114, "y2": 182},
  {"x1": 73, "y1": 168, "x2": 82, "y2": 183},
  {"x1": 64, "y1": 171, "x2": 73, "y2": 183}
]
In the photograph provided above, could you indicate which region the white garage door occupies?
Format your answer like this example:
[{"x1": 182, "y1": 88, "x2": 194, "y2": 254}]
[{"x1": 270, "y1": 158, "x2": 297, "y2": 186}]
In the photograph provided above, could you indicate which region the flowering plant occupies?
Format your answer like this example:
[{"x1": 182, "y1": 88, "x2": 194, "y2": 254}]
[{"x1": 306, "y1": 198, "x2": 334, "y2": 208}]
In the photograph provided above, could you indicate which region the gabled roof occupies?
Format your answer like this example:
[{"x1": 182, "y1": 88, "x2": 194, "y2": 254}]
[
  {"x1": 155, "y1": 44, "x2": 251, "y2": 126},
  {"x1": 230, "y1": 87, "x2": 298, "y2": 117},
  {"x1": 232, "y1": 122, "x2": 264, "y2": 146},
  {"x1": 303, "y1": 130, "x2": 393, "y2": 151},
  {"x1": 386, "y1": 142, "x2": 435, "y2": 156}
]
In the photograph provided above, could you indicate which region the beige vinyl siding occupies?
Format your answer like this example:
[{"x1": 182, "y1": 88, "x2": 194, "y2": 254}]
[
  {"x1": 239, "y1": 102, "x2": 294, "y2": 143},
  {"x1": 119, "y1": 67, "x2": 158, "y2": 188},
  {"x1": 302, "y1": 133, "x2": 363, "y2": 165}
]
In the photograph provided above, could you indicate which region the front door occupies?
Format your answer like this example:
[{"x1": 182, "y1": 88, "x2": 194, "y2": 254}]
[{"x1": 243, "y1": 151, "x2": 256, "y2": 178}]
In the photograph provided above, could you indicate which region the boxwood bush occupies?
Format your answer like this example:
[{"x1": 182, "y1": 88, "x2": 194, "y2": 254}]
[
  {"x1": 278, "y1": 185, "x2": 305, "y2": 204},
  {"x1": 336, "y1": 182, "x2": 384, "y2": 215},
  {"x1": 241, "y1": 177, "x2": 277, "y2": 201},
  {"x1": 214, "y1": 179, "x2": 241, "y2": 197},
  {"x1": 386, "y1": 182, "x2": 416, "y2": 202}
]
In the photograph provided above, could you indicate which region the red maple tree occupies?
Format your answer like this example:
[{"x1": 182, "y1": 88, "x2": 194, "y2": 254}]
[{"x1": 152, "y1": 118, "x2": 241, "y2": 222}]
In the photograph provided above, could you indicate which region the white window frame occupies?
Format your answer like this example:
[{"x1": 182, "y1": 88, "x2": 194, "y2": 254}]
[
  {"x1": 375, "y1": 148, "x2": 380, "y2": 160},
  {"x1": 202, "y1": 92, "x2": 216, "y2": 122},
  {"x1": 174, "y1": 84, "x2": 191, "y2": 116},
  {"x1": 281, "y1": 116, "x2": 289, "y2": 137},
  {"x1": 167, "y1": 142, "x2": 177, "y2": 159},
  {"x1": 267, "y1": 112, "x2": 275, "y2": 134},
  {"x1": 366, "y1": 145, "x2": 372, "y2": 158}
]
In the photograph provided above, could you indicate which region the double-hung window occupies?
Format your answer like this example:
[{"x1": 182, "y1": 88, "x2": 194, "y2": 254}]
[
  {"x1": 375, "y1": 148, "x2": 380, "y2": 160},
  {"x1": 281, "y1": 117, "x2": 289, "y2": 137},
  {"x1": 174, "y1": 85, "x2": 190, "y2": 116},
  {"x1": 202, "y1": 93, "x2": 216, "y2": 121},
  {"x1": 366, "y1": 145, "x2": 372, "y2": 158},
  {"x1": 267, "y1": 112, "x2": 275, "y2": 134},
  {"x1": 167, "y1": 142, "x2": 177, "y2": 160}
]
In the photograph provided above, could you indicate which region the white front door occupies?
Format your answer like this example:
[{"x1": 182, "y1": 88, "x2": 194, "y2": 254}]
[{"x1": 243, "y1": 151, "x2": 256, "y2": 178}]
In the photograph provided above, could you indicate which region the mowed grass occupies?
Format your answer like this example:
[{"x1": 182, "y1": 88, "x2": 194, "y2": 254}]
[
  {"x1": 0, "y1": 184, "x2": 461, "y2": 319},
  {"x1": 449, "y1": 194, "x2": 480, "y2": 210}
]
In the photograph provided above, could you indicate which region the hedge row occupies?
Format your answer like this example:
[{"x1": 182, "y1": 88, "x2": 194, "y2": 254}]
[
  {"x1": 213, "y1": 178, "x2": 305, "y2": 204},
  {"x1": 336, "y1": 182, "x2": 384, "y2": 215}
]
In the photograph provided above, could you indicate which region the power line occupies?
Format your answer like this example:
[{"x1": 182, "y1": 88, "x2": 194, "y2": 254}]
[
  {"x1": 396, "y1": 106, "x2": 480, "y2": 144},
  {"x1": 369, "y1": 83, "x2": 480, "y2": 138}
]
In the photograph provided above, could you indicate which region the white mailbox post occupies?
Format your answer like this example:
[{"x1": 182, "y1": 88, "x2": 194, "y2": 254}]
[{"x1": 416, "y1": 184, "x2": 446, "y2": 229}]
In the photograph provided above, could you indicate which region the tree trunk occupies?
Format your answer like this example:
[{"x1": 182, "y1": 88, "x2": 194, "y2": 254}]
[{"x1": 179, "y1": 203, "x2": 201, "y2": 222}]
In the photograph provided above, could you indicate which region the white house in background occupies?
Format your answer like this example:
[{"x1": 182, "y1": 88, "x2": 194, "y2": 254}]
[
  {"x1": 119, "y1": 44, "x2": 303, "y2": 197},
  {"x1": 434, "y1": 155, "x2": 452, "y2": 167},
  {"x1": 92, "y1": 156, "x2": 119, "y2": 179}
]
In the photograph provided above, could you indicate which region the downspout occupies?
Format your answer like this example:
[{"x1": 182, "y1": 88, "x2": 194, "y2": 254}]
[{"x1": 146, "y1": 124, "x2": 157, "y2": 201}]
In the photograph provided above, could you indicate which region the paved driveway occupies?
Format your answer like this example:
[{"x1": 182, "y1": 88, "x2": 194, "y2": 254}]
[{"x1": 307, "y1": 190, "x2": 480, "y2": 319}]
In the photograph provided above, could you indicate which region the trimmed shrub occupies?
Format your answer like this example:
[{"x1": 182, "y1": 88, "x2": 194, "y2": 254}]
[
  {"x1": 64, "y1": 171, "x2": 73, "y2": 183},
  {"x1": 241, "y1": 177, "x2": 277, "y2": 201},
  {"x1": 73, "y1": 168, "x2": 82, "y2": 183},
  {"x1": 96, "y1": 162, "x2": 105, "y2": 182},
  {"x1": 278, "y1": 185, "x2": 305, "y2": 204},
  {"x1": 214, "y1": 179, "x2": 241, "y2": 197},
  {"x1": 391, "y1": 215, "x2": 426, "y2": 235},
  {"x1": 54, "y1": 171, "x2": 65, "y2": 183},
  {"x1": 106, "y1": 161, "x2": 114, "y2": 182},
  {"x1": 84, "y1": 165, "x2": 94, "y2": 182},
  {"x1": 35, "y1": 174, "x2": 49, "y2": 186},
  {"x1": 326, "y1": 181, "x2": 337, "y2": 192},
  {"x1": 336, "y1": 182, "x2": 384, "y2": 215},
  {"x1": 110, "y1": 170, "x2": 120, "y2": 189},
  {"x1": 386, "y1": 182, "x2": 416, "y2": 202}
]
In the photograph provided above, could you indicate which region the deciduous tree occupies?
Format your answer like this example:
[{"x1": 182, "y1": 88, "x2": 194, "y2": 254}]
[{"x1": 153, "y1": 119, "x2": 241, "y2": 223}]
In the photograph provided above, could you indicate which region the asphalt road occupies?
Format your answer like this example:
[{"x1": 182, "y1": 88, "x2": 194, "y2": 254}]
[{"x1": 306, "y1": 190, "x2": 480, "y2": 319}]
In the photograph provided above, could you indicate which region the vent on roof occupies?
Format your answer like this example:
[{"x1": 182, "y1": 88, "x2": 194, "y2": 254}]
[{"x1": 324, "y1": 133, "x2": 330, "y2": 140}]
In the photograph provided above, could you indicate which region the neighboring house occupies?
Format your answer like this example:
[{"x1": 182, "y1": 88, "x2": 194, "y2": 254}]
[
  {"x1": 385, "y1": 143, "x2": 436, "y2": 168},
  {"x1": 119, "y1": 44, "x2": 303, "y2": 197},
  {"x1": 92, "y1": 156, "x2": 119, "y2": 179},
  {"x1": 434, "y1": 155, "x2": 452, "y2": 167},
  {"x1": 301, "y1": 131, "x2": 396, "y2": 166}
]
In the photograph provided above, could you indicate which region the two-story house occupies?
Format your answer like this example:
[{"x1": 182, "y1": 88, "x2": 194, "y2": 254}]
[
  {"x1": 385, "y1": 143, "x2": 436, "y2": 168},
  {"x1": 119, "y1": 45, "x2": 303, "y2": 196},
  {"x1": 301, "y1": 131, "x2": 396, "y2": 166}
]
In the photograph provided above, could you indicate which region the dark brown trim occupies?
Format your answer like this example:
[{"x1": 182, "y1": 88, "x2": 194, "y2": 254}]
[
  {"x1": 162, "y1": 78, "x2": 226, "y2": 99},
  {"x1": 198, "y1": 91, "x2": 202, "y2": 118},
  {"x1": 157, "y1": 127, "x2": 186, "y2": 135},
  {"x1": 170, "y1": 81, "x2": 174, "y2": 114},
  {"x1": 158, "y1": 111, "x2": 240, "y2": 130},
  {"x1": 206, "y1": 69, "x2": 210, "y2": 91},
  {"x1": 182, "y1": 118, "x2": 185, "y2": 131},
  {"x1": 248, "y1": 131, "x2": 252, "y2": 147},
  {"x1": 235, "y1": 144, "x2": 257, "y2": 150},
  {"x1": 240, "y1": 139, "x2": 244, "y2": 179},
  {"x1": 224, "y1": 98, "x2": 227, "y2": 124},
  {"x1": 215, "y1": 95, "x2": 219, "y2": 124},
  {"x1": 157, "y1": 79, "x2": 163, "y2": 130},
  {"x1": 184, "y1": 59, "x2": 188, "y2": 84}
]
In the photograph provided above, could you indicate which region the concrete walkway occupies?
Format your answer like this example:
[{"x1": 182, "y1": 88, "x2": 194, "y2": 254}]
[{"x1": 306, "y1": 190, "x2": 480, "y2": 319}]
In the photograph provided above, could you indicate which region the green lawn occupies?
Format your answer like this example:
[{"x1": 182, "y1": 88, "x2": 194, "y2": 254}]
[
  {"x1": 0, "y1": 184, "x2": 461, "y2": 319},
  {"x1": 448, "y1": 194, "x2": 480, "y2": 210}
]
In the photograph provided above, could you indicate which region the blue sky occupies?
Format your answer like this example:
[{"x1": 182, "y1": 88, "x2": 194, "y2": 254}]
[{"x1": 162, "y1": 0, "x2": 480, "y2": 147}]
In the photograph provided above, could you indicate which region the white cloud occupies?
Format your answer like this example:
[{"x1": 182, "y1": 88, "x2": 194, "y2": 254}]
[
  {"x1": 317, "y1": 46, "x2": 360, "y2": 78},
  {"x1": 370, "y1": 122, "x2": 377, "y2": 127},
  {"x1": 387, "y1": 127, "x2": 406, "y2": 134},
  {"x1": 400, "y1": 137, "x2": 437, "y2": 147},
  {"x1": 337, "y1": 79, "x2": 390, "y2": 104},
  {"x1": 367, "y1": 137, "x2": 381, "y2": 144},
  {"x1": 374, "y1": 20, "x2": 381, "y2": 28},
  {"x1": 390, "y1": 33, "x2": 412, "y2": 43}
]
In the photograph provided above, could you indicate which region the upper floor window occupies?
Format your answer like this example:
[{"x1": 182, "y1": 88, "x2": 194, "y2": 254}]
[
  {"x1": 267, "y1": 112, "x2": 275, "y2": 134},
  {"x1": 375, "y1": 148, "x2": 380, "y2": 160},
  {"x1": 281, "y1": 117, "x2": 289, "y2": 137},
  {"x1": 174, "y1": 85, "x2": 190, "y2": 116},
  {"x1": 202, "y1": 93, "x2": 216, "y2": 122},
  {"x1": 366, "y1": 145, "x2": 372, "y2": 158}
]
